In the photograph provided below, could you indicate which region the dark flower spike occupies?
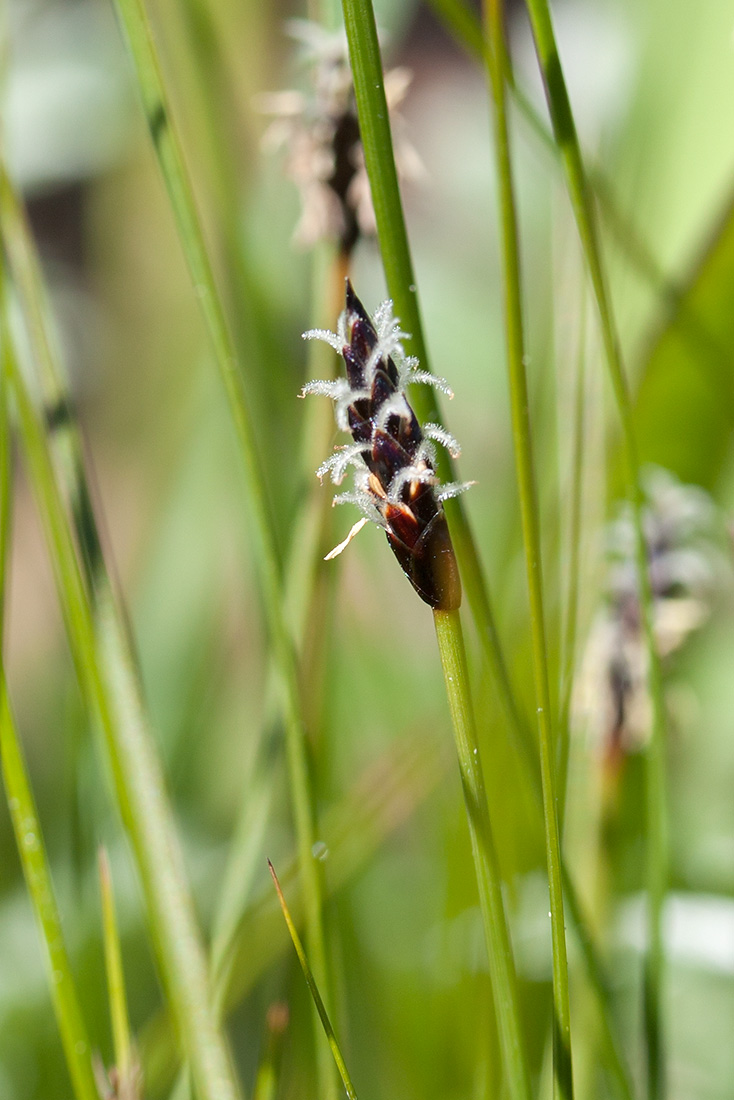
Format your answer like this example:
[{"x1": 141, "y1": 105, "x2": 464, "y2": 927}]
[{"x1": 302, "y1": 281, "x2": 472, "y2": 610}]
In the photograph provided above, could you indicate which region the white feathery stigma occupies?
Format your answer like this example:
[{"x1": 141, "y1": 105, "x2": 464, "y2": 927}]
[{"x1": 302, "y1": 295, "x2": 474, "y2": 555}]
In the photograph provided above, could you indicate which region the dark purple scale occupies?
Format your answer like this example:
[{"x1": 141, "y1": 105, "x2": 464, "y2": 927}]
[{"x1": 338, "y1": 281, "x2": 461, "y2": 611}]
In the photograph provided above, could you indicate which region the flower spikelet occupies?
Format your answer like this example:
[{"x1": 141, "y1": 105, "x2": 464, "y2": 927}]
[
  {"x1": 574, "y1": 468, "x2": 727, "y2": 763},
  {"x1": 302, "y1": 281, "x2": 471, "y2": 610},
  {"x1": 258, "y1": 21, "x2": 422, "y2": 256}
]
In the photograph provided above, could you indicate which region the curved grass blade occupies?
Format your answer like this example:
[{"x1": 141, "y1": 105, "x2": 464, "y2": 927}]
[
  {"x1": 141, "y1": 732, "x2": 445, "y2": 1096},
  {"x1": 519, "y1": 2, "x2": 669, "y2": 1092},
  {"x1": 426, "y1": 0, "x2": 691, "y2": 331},
  {"x1": 268, "y1": 861, "x2": 358, "y2": 1100},
  {"x1": 107, "y1": 5, "x2": 334, "y2": 1089},
  {"x1": 98, "y1": 847, "x2": 135, "y2": 1089},
  {"x1": 0, "y1": 687, "x2": 99, "y2": 1100},
  {"x1": 482, "y1": 1, "x2": 573, "y2": 1095},
  {"x1": 340, "y1": 0, "x2": 525, "y2": 747},
  {"x1": 0, "y1": 218, "x2": 241, "y2": 1100},
  {"x1": 0, "y1": 266, "x2": 98, "y2": 1100},
  {"x1": 434, "y1": 609, "x2": 531, "y2": 1100}
]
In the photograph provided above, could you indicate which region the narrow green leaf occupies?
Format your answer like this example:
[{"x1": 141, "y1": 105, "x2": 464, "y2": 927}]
[
  {"x1": 0, "y1": 261, "x2": 97, "y2": 1100},
  {"x1": 340, "y1": 0, "x2": 525, "y2": 754},
  {"x1": 269, "y1": 861, "x2": 358, "y2": 1100},
  {"x1": 141, "y1": 733, "x2": 445, "y2": 1096},
  {"x1": 434, "y1": 608, "x2": 532, "y2": 1100},
  {"x1": 0, "y1": 177, "x2": 241, "y2": 1100},
  {"x1": 482, "y1": 1, "x2": 573, "y2": 1095},
  {"x1": 98, "y1": 847, "x2": 134, "y2": 1083},
  {"x1": 106, "y1": 6, "x2": 334, "y2": 1089},
  {"x1": 0, "y1": 686, "x2": 99, "y2": 1100},
  {"x1": 520, "y1": 1, "x2": 669, "y2": 1091}
]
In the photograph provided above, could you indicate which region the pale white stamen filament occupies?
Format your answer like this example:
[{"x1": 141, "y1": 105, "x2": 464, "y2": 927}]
[{"x1": 324, "y1": 517, "x2": 369, "y2": 560}]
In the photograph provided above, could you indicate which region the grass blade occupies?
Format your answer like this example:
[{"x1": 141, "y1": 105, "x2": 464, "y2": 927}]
[
  {"x1": 141, "y1": 733, "x2": 444, "y2": 1096},
  {"x1": 268, "y1": 861, "x2": 358, "y2": 1100},
  {"x1": 434, "y1": 608, "x2": 531, "y2": 1100},
  {"x1": 340, "y1": 0, "x2": 525, "y2": 750},
  {"x1": 0, "y1": 189, "x2": 241, "y2": 1100},
  {"x1": 98, "y1": 847, "x2": 134, "y2": 1086},
  {"x1": 0, "y1": 686, "x2": 99, "y2": 1100},
  {"x1": 0, "y1": 259, "x2": 98, "y2": 1100},
  {"x1": 425, "y1": 0, "x2": 687, "y2": 331},
  {"x1": 107, "y1": 5, "x2": 335, "y2": 1089},
  {"x1": 482, "y1": 1, "x2": 573, "y2": 1096},
  {"x1": 520, "y1": 2, "x2": 669, "y2": 1092}
]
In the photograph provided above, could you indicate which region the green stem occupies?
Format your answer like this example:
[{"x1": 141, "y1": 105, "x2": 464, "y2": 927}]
[
  {"x1": 433, "y1": 609, "x2": 531, "y2": 1100},
  {"x1": 340, "y1": 0, "x2": 524, "y2": 753},
  {"x1": 109, "y1": 3, "x2": 333, "y2": 1080},
  {"x1": 557, "y1": 304, "x2": 587, "y2": 830},
  {"x1": 0, "y1": 685, "x2": 100, "y2": 1100},
  {"x1": 483, "y1": 1, "x2": 573, "y2": 1097},
  {"x1": 520, "y1": 2, "x2": 668, "y2": 1093},
  {"x1": 1, "y1": 243, "x2": 241, "y2": 1100},
  {"x1": 269, "y1": 862, "x2": 358, "y2": 1100},
  {"x1": 0, "y1": 267, "x2": 99, "y2": 1100},
  {"x1": 427, "y1": 0, "x2": 693, "y2": 340},
  {"x1": 98, "y1": 847, "x2": 134, "y2": 1082}
]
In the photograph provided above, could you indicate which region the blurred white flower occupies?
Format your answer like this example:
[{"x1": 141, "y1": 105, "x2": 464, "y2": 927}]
[
  {"x1": 257, "y1": 20, "x2": 422, "y2": 255},
  {"x1": 574, "y1": 468, "x2": 728, "y2": 759}
]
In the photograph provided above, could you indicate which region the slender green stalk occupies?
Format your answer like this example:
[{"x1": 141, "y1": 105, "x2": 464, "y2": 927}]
[
  {"x1": 0, "y1": 273, "x2": 95, "y2": 1100},
  {"x1": 1, "y1": 253, "x2": 241, "y2": 1100},
  {"x1": 340, "y1": 0, "x2": 524, "y2": 747},
  {"x1": 433, "y1": 609, "x2": 531, "y2": 1100},
  {"x1": 0, "y1": 688, "x2": 100, "y2": 1100},
  {"x1": 483, "y1": 2, "x2": 573, "y2": 1097},
  {"x1": 383, "y1": 6, "x2": 629, "y2": 1094},
  {"x1": 0, "y1": 280, "x2": 10, "y2": 629},
  {"x1": 268, "y1": 862, "x2": 358, "y2": 1100},
  {"x1": 108, "y1": 5, "x2": 334, "y2": 1087},
  {"x1": 143, "y1": 733, "x2": 446, "y2": 1097},
  {"x1": 520, "y1": 2, "x2": 668, "y2": 1092},
  {"x1": 98, "y1": 847, "x2": 134, "y2": 1082},
  {"x1": 557, "y1": 301, "x2": 588, "y2": 829},
  {"x1": 425, "y1": 0, "x2": 689, "y2": 329},
  {"x1": 338, "y1": 9, "x2": 628, "y2": 1098},
  {"x1": 209, "y1": 250, "x2": 345, "y2": 1097}
]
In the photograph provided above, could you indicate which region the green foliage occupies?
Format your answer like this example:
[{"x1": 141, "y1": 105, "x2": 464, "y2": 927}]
[{"x1": 2, "y1": 0, "x2": 734, "y2": 1099}]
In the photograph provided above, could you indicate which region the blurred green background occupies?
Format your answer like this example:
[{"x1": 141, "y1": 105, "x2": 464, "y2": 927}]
[{"x1": 2, "y1": 0, "x2": 734, "y2": 1097}]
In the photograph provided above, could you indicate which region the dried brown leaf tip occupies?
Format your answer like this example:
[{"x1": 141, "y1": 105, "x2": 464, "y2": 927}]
[
  {"x1": 302, "y1": 281, "x2": 472, "y2": 610},
  {"x1": 258, "y1": 21, "x2": 421, "y2": 256}
]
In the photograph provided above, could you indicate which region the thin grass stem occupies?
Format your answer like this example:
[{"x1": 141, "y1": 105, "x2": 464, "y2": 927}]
[
  {"x1": 268, "y1": 861, "x2": 358, "y2": 1100},
  {"x1": 107, "y1": 7, "x2": 334, "y2": 1089},
  {"x1": 426, "y1": 0, "x2": 693, "y2": 333},
  {"x1": 339, "y1": 0, "x2": 525, "y2": 750},
  {"x1": 433, "y1": 608, "x2": 531, "y2": 1100},
  {"x1": 209, "y1": 247, "x2": 345, "y2": 1096},
  {"x1": 98, "y1": 847, "x2": 134, "y2": 1082},
  {"x1": 0, "y1": 686, "x2": 100, "y2": 1100},
  {"x1": 520, "y1": 2, "x2": 668, "y2": 1092},
  {"x1": 1, "y1": 261, "x2": 100, "y2": 1100},
  {"x1": 0, "y1": 216, "x2": 241, "y2": 1100},
  {"x1": 143, "y1": 734, "x2": 445, "y2": 1097},
  {"x1": 557, "y1": 298, "x2": 588, "y2": 830},
  {"x1": 482, "y1": 1, "x2": 573, "y2": 1096}
]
